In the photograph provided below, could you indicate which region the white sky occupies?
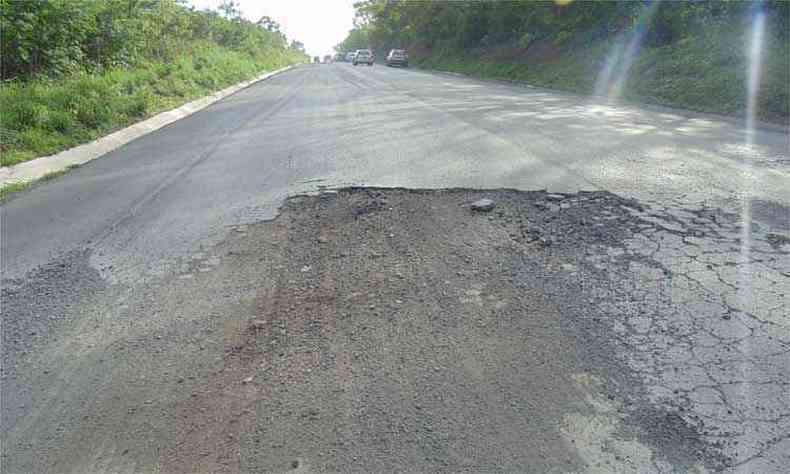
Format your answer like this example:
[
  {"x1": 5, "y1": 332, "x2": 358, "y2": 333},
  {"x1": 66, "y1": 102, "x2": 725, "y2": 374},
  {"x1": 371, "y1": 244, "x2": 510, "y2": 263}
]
[{"x1": 188, "y1": 0, "x2": 356, "y2": 58}]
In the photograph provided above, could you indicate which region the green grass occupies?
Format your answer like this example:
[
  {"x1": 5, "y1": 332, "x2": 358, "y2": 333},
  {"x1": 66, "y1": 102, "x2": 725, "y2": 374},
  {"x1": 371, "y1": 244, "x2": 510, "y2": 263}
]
[
  {"x1": 0, "y1": 43, "x2": 303, "y2": 167},
  {"x1": 414, "y1": 25, "x2": 789, "y2": 124},
  {"x1": 0, "y1": 181, "x2": 31, "y2": 200}
]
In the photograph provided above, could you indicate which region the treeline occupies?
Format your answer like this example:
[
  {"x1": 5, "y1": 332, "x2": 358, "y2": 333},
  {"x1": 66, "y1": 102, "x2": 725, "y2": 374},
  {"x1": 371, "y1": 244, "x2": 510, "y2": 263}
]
[
  {"x1": 1, "y1": 0, "x2": 305, "y2": 80},
  {"x1": 339, "y1": 0, "x2": 788, "y2": 55},
  {"x1": 337, "y1": 1, "x2": 789, "y2": 121},
  {"x1": 0, "y1": 0, "x2": 307, "y2": 167}
]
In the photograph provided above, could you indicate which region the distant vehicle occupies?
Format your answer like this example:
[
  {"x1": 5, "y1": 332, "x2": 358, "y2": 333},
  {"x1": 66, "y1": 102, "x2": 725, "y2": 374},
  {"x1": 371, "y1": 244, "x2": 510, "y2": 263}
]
[
  {"x1": 386, "y1": 49, "x2": 409, "y2": 67},
  {"x1": 334, "y1": 53, "x2": 343, "y2": 62},
  {"x1": 313, "y1": 56, "x2": 320, "y2": 63},
  {"x1": 353, "y1": 49, "x2": 374, "y2": 66},
  {"x1": 345, "y1": 52, "x2": 356, "y2": 62},
  {"x1": 323, "y1": 55, "x2": 332, "y2": 63}
]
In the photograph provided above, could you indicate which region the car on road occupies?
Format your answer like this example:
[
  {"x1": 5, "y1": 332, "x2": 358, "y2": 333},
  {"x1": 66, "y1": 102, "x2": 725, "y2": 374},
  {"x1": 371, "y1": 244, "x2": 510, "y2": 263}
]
[
  {"x1": 353, "y1": 49, "x2": 374, "y2": 66},
  {"x1": 345, "y1": 51, "x2": 356, "y2": 62},
  {"x1": 386, "y1": 49, "x2": 409, "y2": 67}
]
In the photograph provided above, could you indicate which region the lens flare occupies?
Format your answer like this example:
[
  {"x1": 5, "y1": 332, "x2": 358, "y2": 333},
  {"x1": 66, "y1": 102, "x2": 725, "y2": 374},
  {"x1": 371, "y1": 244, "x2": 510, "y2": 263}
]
[
  {"x1": 594, "y1": 40, "x2": 625, "y2": 97},
  {"x1": 746, "y1": 12, "x2": 765, "y2": 148},
  {"x1": 739, "y1": 10, "x2": 765, "y2": 291},
  {"x1": 594, "y1": 1, "x2": 658, "y2": 99},
  {"x1": 735, "y1": 13, "x2": 766, "y2": 462}
]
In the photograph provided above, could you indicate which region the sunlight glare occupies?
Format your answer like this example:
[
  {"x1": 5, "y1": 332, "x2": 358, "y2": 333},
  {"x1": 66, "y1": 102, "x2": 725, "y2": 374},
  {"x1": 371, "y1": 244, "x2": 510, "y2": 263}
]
[
  {"x1": 594, "y1": 1, "x2": 658, "y2": 99},
  {"x1": 739, "y1": 10, "x2": 765, "y2": 284},
  {"x1": 736, "y1": 13, "x2": 766, "y2": 457}
]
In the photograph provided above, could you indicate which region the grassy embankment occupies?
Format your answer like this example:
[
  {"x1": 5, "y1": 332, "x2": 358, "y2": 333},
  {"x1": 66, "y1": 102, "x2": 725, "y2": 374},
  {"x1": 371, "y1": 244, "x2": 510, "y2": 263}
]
[
  {"x1": 413, "y1": 24, "x2": 789, "y2": 124},
  {"x1": 0, "y1": 44, "x2": 302, "y2": 168}
]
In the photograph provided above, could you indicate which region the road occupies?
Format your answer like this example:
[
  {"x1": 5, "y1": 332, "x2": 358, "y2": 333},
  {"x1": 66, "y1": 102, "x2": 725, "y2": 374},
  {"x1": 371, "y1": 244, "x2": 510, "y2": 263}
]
[{"x1": 2, "y1": 63, "x2": 789, "y2": 472}]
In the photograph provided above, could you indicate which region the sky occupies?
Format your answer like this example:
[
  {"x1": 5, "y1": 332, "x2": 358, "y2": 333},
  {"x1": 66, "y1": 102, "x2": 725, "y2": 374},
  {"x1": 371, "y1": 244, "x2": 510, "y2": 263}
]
[{"x1": 188, "y1": 0, "x2": 357, "y2": 58}]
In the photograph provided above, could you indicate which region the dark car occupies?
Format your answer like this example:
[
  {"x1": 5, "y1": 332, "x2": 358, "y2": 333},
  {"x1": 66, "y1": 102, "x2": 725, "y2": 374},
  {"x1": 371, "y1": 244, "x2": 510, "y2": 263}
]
[
  {"x1": 353, "y1": 49, "x2": 374, "y2": 66},
  {"x1": 386, "y1": 49, "x2": 409, "y2": 67}
]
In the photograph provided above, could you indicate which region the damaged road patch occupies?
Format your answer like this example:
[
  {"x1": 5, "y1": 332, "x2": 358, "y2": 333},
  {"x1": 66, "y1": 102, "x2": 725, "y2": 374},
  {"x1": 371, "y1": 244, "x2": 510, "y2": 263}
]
[{"x1": 5, "y1": 187, "x2": 786, "y2": 472}]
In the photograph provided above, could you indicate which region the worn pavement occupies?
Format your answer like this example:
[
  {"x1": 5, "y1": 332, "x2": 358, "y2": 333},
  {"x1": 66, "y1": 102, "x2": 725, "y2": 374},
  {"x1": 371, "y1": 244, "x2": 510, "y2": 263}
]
[{"x1": 2, "y1": 64, "x2": 788, "y2": 472}]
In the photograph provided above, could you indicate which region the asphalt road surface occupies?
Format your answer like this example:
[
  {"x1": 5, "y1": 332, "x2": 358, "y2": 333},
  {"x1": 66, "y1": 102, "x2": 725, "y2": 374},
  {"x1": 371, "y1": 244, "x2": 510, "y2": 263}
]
[{"x1": 2, "y1": 63, "x2": 789, "y2": 473}]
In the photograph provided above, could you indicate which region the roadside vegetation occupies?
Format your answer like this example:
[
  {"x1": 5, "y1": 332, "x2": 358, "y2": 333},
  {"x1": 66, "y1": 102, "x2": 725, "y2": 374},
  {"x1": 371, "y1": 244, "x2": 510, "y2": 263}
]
[
  {"x1": 338, "y1": 0, "x2": 789, "y2": 123},
  {"x1": 0, "y1": 0, "x2": 308, "y2": 167}
]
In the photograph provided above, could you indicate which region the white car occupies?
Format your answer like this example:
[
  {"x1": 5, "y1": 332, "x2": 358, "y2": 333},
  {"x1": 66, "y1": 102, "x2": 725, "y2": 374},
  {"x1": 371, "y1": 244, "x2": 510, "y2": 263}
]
[
  {"x1": 353, "y1": 49, "x2": 374, "y2": 66},
  {"x1": 386, "y1": 49, "x2": 408, "y2": 67}
]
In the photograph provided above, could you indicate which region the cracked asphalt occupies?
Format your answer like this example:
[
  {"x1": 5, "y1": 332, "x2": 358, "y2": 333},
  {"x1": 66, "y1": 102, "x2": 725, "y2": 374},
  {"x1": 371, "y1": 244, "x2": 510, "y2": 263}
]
[
  {"x1": 609, "y1": 203, "x2": 790, "y2": 470},
  {"x1": 2, "y1": 64, "x2": 789, "y2": 472}
]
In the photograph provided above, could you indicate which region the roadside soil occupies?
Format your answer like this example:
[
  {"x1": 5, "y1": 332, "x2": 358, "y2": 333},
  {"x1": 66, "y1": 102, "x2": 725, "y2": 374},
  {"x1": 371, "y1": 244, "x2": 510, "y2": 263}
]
[{"x1": 3, "y1": 188, "x2": 739, "y2": 472}]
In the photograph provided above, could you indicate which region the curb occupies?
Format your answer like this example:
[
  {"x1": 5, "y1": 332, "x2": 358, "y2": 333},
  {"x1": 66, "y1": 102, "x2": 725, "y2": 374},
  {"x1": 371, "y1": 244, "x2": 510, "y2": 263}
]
[{"x1": 0, "y1": 65, "x2": 296, "y2": 188}]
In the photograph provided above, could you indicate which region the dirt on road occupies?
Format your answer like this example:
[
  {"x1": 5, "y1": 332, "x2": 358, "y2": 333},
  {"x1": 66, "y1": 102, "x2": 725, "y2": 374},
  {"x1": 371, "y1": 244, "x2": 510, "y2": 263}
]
[{"x1": 4, "y1": 188, "x2": 763, "y2": 473}]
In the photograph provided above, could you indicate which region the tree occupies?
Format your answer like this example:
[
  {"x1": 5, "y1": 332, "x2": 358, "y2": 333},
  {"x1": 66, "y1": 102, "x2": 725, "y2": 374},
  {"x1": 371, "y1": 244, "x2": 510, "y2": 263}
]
[
  {"x1": 290, "y1": 40, "x2": 305, "y2": 53},
  {"x1": 0, "y1": 0, "x2": 306, "y2": 80},
  {"x1": 218, "y1": 0, "x2": 240, "y2": 21},
  {"x1": 256, "y1": 15, "x2": 280, "y2": 33}
]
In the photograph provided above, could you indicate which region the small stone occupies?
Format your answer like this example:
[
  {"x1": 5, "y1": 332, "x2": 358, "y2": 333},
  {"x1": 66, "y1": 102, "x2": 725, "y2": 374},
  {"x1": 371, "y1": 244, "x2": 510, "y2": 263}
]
[
  {"x1": 242, "y1": 376, "x2": 253, "y2": 384},
  {"x1": 300, "y1": 265, "x2": 312, "y2": 272},
  {"x1": 471, "y1": 199, "x2": 495, "y2": 212}
]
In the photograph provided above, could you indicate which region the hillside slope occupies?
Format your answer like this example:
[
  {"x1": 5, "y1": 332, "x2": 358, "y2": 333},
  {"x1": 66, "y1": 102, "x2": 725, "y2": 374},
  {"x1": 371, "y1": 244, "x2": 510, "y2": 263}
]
[{"x1": 412, "y1": 24, "x2": 788, "y2": 123}]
